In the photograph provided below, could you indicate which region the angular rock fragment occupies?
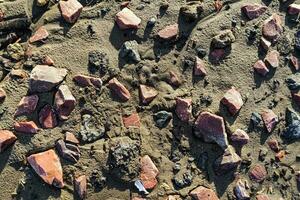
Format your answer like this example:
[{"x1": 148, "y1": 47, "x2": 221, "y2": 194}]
[
  {"x1": 14, "y1": 121, "x2": 39, "y2": 134},
  {"x1": 221, "y1": 87, "x2": 243, "y2": 115},
  {"x1": 165, "y1": 195, "x2": 181, "y2": 200},
  {"x1": 54, "y1": 85, "x2": 76, "y2": 120},
  {"x1": 157, "y1": 24, "x2": 179, "y2": 40},
  {"x1": 262, "y1": 14, "x2": 282, "y2": 43},
  {"x1": 211, "y1": 30, "x2": 235, "y2": 48},
  {"x1": 0, "y1": 130, "x2": 17, "y2": 152},
  {"x1": 241, "y1": 4, "x2": 267, "y2": 20},
  {"x1": 119, "y1": 40, "x2": 141, "y2": 62},
  {"x1": 29, "y1": 65, "x2": 67, "y2": 93},
  {"x1": 15, "y1": 95, "x2": 39, "y2": 116},
  {"x1": 56, "y1": 139, "x2": 80, "y2": 163},
  {"x1": 234, "y1": 179, "x2": 250, "y2": 200},
  {"x1": 153, "y1": 111, "x2": 172, "y2": 128},
  {"x1": 73, "y1": 74, "x2": 102, "y2": 88},
  {"x1": 140, "y1": 155, "x2": 159, "y2": 190},
  {"x1": 256, "y1": 194, "x2": 270, "y2": 200},
  {"x1": 261, "y1": 109, "x2": 278, "y2": 133},
  {"x1": 27, "y1": 149, "x2": 64, "y2": 188},
  {"x1": 195, "y1": 112, "x2": 228, "y2": 149},
  {"x1": 39, "y1": 104, "x2": 58, "y2": 129},
  {"x1": 194, "y1": 57, "x2": 207, "y2": 76},
  {"x1": 115, "y1": 8, "x2": 141, "y2": 30},
  {"x1": 189, "y1": 186, "x2": 219, "y2": 200},
  {"x1": 214, "y1": 145, "x2": 241, "y2": 175},
  {"x1": 290, "y1": 55, "x2": 300, "y2": 71},
  {"x1": 139, "y1": 84, "x2": 158, "y2": 105},
  {"x1": 59, "y1": 0, "x2": 83, "y2": 23},
  {"x1": 253, "y1": 60, "x2": 269, "y2": 76},
  {"x1": 275, "y1": 150, "x2": 285, "y2": 161},
  {"x1": 168, "y1": 71, "x2": 181, "y2": 87},
  {"x1": 286, "y1": 73, "x2": 300, "y2": 90},
  {"x1": 108, "y1": 78, "x2": 131, "y2": 101},
  {"x1": 260, "y1": 37, "x2": 271, "y2": 51},
  {"x1": 288, "y1": 4, "x2": 300, "y2": 15},
  {"x1": 65, "y1": 132, "x2": 79, "y2": 144},
  {"x1": 29, "y1": 26, "x2": 49, "y2": 43},
  {"x1": 230, "y1": 129, "x2": 249, "y2": 145},
  {"x1": 267, "y1": 139, "x2": 279, "y2": 152},
  {"x1": 175, "y1": 98, "x2": 192, "y2": 122},
  {"x1": 42, "y1": 55, "x2": 54, "y2": 66},
  {"x1": 264, "y1": 50, "x2": 279, "y2": 68},
  {"x1": 249, "y1": 164, "x2": 267, "y2": 183},
  {"x1": 122, "y1": 113, "x2": 140, "y2": 128},
  {"x1": 74, "y1": 175, "x2": 87, "y2": 199}
]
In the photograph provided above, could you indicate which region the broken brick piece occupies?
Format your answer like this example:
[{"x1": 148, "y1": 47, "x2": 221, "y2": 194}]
[
  {"x1": 261, "y1": 109, "x2": 278, "y2": 133},
  {"x1": 253, "y1": 60, "x2": 269, "y2": 76},
  {"x1": 115, "y1": 8, "x2": 141, "y2": 30},
  {"x1": 14, "y1": 121, "x2": 39, "y2": 134},
  {"x1": 230, "y1": 129, "x2": 249, "y2": 145},
  {"x1": 256, "y1": 194, "x2": 270, "y2": 200},
  {"x1": 249, "y1": 164, "x2": 267, "y2": 183},
  {"x1": 65, "y1": 132, "x2": 79, "y2": 144},
  {"x1": 59, "y1": 0, "x2": 83, "y2": 23},
  {"x1": 15, "y1": 95, "x2": 39, "y2": 116},
  {"x1": 267, "y1": 139, "x2": 279, "y2": 152},
  {"x1": 139, "y1": 84, "x2": 158, "y2": 105},
  {"x1": 264, "y1": 50, "x2": 279, "y2": 68},
  {"x1": 42, "y1": 56, "x2": 54, "y2": 66},
  {"x1": 157, "y1": 24, "x2": 179, "y2": 40},
  {"x1": 29, "y1": 26, "x2": 49, "y2": 43},
  {"x1": 54, "y1": 85, "x2": 76, "y2": 120},
  {"x1": 262, "y1": 14, "x2": 282, "y2": 42},
  {"x1": 108, "y1": 78, "x2": 131, "y2": 101},
  {"x1": 168, "y1": 71, "x2": 181, "y2": 87},
  {"x1": 194, "y1": 57, "x2": 207, "y2": 76},
  {"x1": 275, "y1": 150, "x2": 285, "y2": 161},
  {"x1": 221, "y1": 87, "x2": 243, "y2": 115},
  {"x1": 140, "y1": 155, "x2": 159, "y2": 190},
  {"x1": 123, "y1": 113, "x2": 140, "y2": 128},
  {"x1": 74, "y1": 175, "x2": 87, "y2": 199},
  {"x1": 73, "y1": 74, "x2": 102, "y2": 88},
  {"x1": 241, "y1": 4, "x2": 267, "y2": 20},
  {"x1": 0, "y1": 130, "x2": 17, "y2": 152},
  {"x1": 175, "y1": 98, "x2": 192, "y2": 122},
  {"x1": 189, "y1": 186, "x2": 219, "y2": 200},
  {"x1": 288, "y1": 4, "x2": 300, "y2": 15},
  {"x1": 39, "y1": 104, "x2": 58, "y2": 129},
  {"x1": 27, "y1": 149, "x2": 64, "y2": 188}
]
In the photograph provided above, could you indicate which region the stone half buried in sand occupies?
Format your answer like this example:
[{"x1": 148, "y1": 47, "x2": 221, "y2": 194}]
[
  {"x1": 189, "y1": 186, "x2": 219, "y2": 200},
  {"x1": 29, "y1": 26, "x2": 49, "y2": 43},
  {"x1": 0, "y1": 130, "x2": 17, "y2": 152},
  {"x1": 115, "y1": 8, "x2": 141, "y2": 30},
  {"x1": 108, "y1": 78, "x2": 131, "y2": 101},
  {"x1": 74, "y1": 175, "x2": 87, "y2": 199},
  {"x1": 54, "y1": 85, "x2": 76, "y2": 120},
  {"x1": 29, "y1": 65, "x2": 68, "y2": 93},
  {"x1": 157, "y1": 23, "x2": 179, "y2": 40},
  {"x1": 221, "y1": 87, "x2": 244, "y2": 115},
  {"x1": 194, "y1": 111, "x2": 228, "y2": 150},
  {"x1": 140, "y1": 155, "x2": 159, "y2": 190},
  {"x1": 262, "y1": 14, "x2": 282, "y2": 43},
  {"x1": 27, "y1": 149, "x2": 64, "y2": 188},
  {"x1": 261, "y1": 109, "x2": 278, "y2": 133},
  {"x1": 59, "y1": 0, "x2": 83, "y2": 23},
  {"x1": 241, "y1": 4, "x2": 267, "y2": 20},
  {"x1": 175, "y1": 97, "x2": 192, "y2": 122},
  {"x1": 15, "y1": 95, "x2": 39, "y2": 116},
  {"x1": 14, "y1": 121, "x2": 39, "y2": 134}
]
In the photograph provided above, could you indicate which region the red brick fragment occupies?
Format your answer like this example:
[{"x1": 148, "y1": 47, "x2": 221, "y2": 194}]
[
  {"x1": 74, "y1": 175, "x2": 87, "y2": 199},
  {"x1": 261, "y1": 109, "x2": 278, "y2": 133},
  {"x1": 123, "y1": 113, "x2": 140, "y2": 128},
  {"x1": 241, "y1": 4, "x2": 267, "y2": 20},
  {"x1": 158, "y1": 24, "x2": 179, "y2": 40},
  {"x1": 275, "y1": 150, "x2": 286, "y2": 161},
  {"x1": 140, "y1": 155, "x2": 159, "y2": 190},
  {"x1": 230, "y1": 129, "x2": 249, "y2": 145},
  {"x1": 175, "y1": 98, "x2": 192, "y2": 122},
  {"x1": 115, "y1": 8, "x2": 141, "y2": 30},
  {"x1": 39, "y1": 104, "x2": 58, "y2": 129},
  {"x1": 42, "y1": 56, "x2": 54, "y2": 66},
  {"x1": 29, "y1": 26, "x2": 49, "y2": 43},
  {"x1": 139, "y1": 84, "x2": 158, "y2": 105},
  {"x1": 54, "y1": 85, "x2": 76, "y2": 120},
  {"x1": 256, "y1": 194, "x2": 270, "y2": 200},
  {"x1": 253, "y1": 60, "x2": 269, "y2": 76},
  {"x1": 189, "y1": 186, "x2": 219, "y2": 200},
  {"x1": 108, "y1": 78, "x2": 131, "y2": 101},
  {"x1": 59, "y1": 0, "x2": 83, "y2": 23},
  {"x1": 264, "y1": 50, "x2": 279, "y2": 68},
  {"x1": 290, "y1": 55, "x2": 300, "y2": 71},
  {"x1": 27, "y1": 149, "x2": 64, "y2": 188},
  {"x1": 73, "y1": 74, "x2": 102, "y2": 88},
  {"x1": 267, "y1": 139, "x2": 279, "y2": 152},
  {"x1": 14, "y1": 121, "x2": 39, "y2": 134},
  {"x1": 0, "y1": 130, "x2": 17, "y2": 152},
  {"x1": 261, "y1": 37, "x2": 271, "y2": 51},
  {"x1": 194, "y1": 57, "x2": 207, "y2": 76},
  {"x1": 221, "y1": 87, "x2": 243, "y2": 115},
  {"x1": 262, "y1": 14, "x2": 282, "y2": 42},
  {"x1": 249, "y1": 164, "x2": 267, "y2": 183},
  {"x1": 65, "y1": 132, "x2": 79, "y2": 144},
  {"x1": 168, "y1": 71, "x2": 181, "y2": 87},
  {"x1": 15, "y1": 95, "x2": 39, "y2": 116}
]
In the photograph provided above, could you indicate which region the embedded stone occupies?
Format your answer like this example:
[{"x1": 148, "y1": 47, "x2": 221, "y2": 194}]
[
  {"x1": 140, "y1": 155, "x2": 159, "y2": 190},
  {"x1": 194, "y1": 57, "x2": 207, "y2": 76},
  {"x1": 249, "y1": 164, "x2": 267, "y2": 183},
  {"x1": 288, "y1": 4, "x2": 300, "y2": 15},
  {"x1": 253, "y1": 60, "x2": 269, "y2": 76},
  {"x1": 234, "y1": 179, "x2": 250, "y2": 200},
  {"x1": 54, "y1": 85, "x2": 76, "y2": 120},
  {"x1": 261, "y1": 37, "x2": 271, "y2": 51},
  {"x1": 211, "y1": 29, "x2": 235, "y2": 48},
  {"x1": 14, "y1": 121, "x2": 39, "y2": 134},
  {"x1": 74, "y1": 175, "x2": 87, "y2": 199},
  {"x1": 115, "y1": 8, "x2": 141, "y2": 30},
  {"x1": 42, "y1": 56, "x2": 54, "y2": 66},
  {"x1": 73, "y1": 74, "x2": 102, "y2": 88},
  {"x1": 214, "y1": 145, "x2": 241, "y2": 175},
  {"x1": 230, "y1": 129, "x2": 249, "y2": 145},
  {"x1": 39, "y1": 104, "x2": 58, "y2": 129},
  {"x1": 221, "y1": 87, "x2": 243, "y2": 115},
  {"x1": 264, "y1": 50, "x2": 279, "y2": 68},
  {"x1": 189, "y1": 186, "x2": 219, "y2": 200},
  {"x1": 108, "y1": 78, "x2": 131, "y2": 101},
  {"x1": 261, "y1": 109, "x2": 278, "y2": 133},
  {"x1": 123, "y1": 113, "x2": 140, "y2": 128},
  {"x1": 59, "y1": 0, "x2": 83, "y2": 23},
  {"x1": 139, "y1": 84, "x2": 158, "y2": 105},
  {"x1": 65, "y1": 132, "x2": 79, "y2": 144},
  {"x1": 262, "y1": 14, "x2": 282, "y2": 42},
  {"x1": 29, "y1": 26, "x2": 49, "y2": 43},
  {"x1": 241, "y1": 4, "x2": 267, "y2": 20},
  {"x1": 157, "y1": 24, "x2": 179, "y2": 40},
  {"x1": 175, "y1": 98, "x2": 192, "y2": 122},
  {"x1": 0, "y1": 130, "x2": 17, "y2": 152},
  {"x1": 15, "y1": 95, "x2": 39, "y2": 116}
]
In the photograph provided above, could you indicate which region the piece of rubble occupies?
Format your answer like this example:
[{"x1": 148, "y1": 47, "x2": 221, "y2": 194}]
[
  {"x1": 39, "y1": 104, "x2": 58, "y2": 129},
  {"x1": 0, "y1": 88, "x2": 6, "y2": 101},
  {"x1": 42, "y1": 55, "x2": 54, "y2": 66},
  {"x1": 241, "y1": 4, "x2": 267, "y2": 20},
  {"x1": 14, "y1": 121, "x2": 39, "y2": 134},
  {"x1": 65, "y1": 132, "x2": 79, "y2": 144},
  {"x1": 286, "y1": 73, "x2": 300, "y2": 90},
  {"x1": 108, "y1": 78, "x2": 131, "y2": 101},
  {"x1": 194, "y1": 57, "x2": 207, "y2": 76},
  {"x1": 234, "y1": 179, "x2": 250, "y2": 200},
  {"x1": 29, "y1": 65, "x2": 67, "y2": 93},
  {"x1": 267, "y1": 139, "x2": 279, "y2": 152},
  {"x1": 29, "y1": 26, "x2": 49, "y2": 43},
  {"x1": 214, "y1": 145, "x2": 241, "y2": 175},
  {"x1": 54, "y1": 85, "x2": 76, "y2": 120},
  {"x1": 253, "y1": 60, "x2": 269, "y2": 76},
  {"x1": 249, "y1": 164, "x2": 267, "y2": 183},
  {"x1": 157, "y1": 24, "x2": 179, "y2": 40},
  {"x1": 123, "y1": 113, "x2": 140, "y2": 128},
  {"x1": 194, "y1": 112, "x2": 228, "y2": 149},
  {"x1": 153, "y1": 111, "x2": 172, "y2": 128},
  {"x1": 168, "y1": 71, "x2": 181, "y2": 87},
  {"x1": 59, "y1": 0, "x2": 83, "y2": 23},
  {"x1": 119, "y1": 40, "x2": 141, "y2": 62},
  {"x1": 211, "y1": 30, "x2": 235, "y2": 48},
  {"x1": 264, "y1": 50, "x2": 279, "y2": 68},
  {"x1": 261, "y1": 37, "x2": 271, "y2": 51},
  {"x1": 189, "y1": 186, "x2": 219, "y2": 200},
  {"x1": 221, "y1": 87, "x2": 243, "y2": 115},
  {"x1": 175, "y1": 98, "x2": 192, "y2": 122},
  {"x1": 139, "y1": 84, "x2": 158, "y2": 105},
  {"x1": 27, "y1": 149, "x2": 64, "y2": 188},
  {"x1": 37, "y1": 0, "x2": 49, "y2": 7},
  {"x1": 74, "y1": 175, "x2": 87, "y2": 199},
  {"x1": 56, "y1": 139, "x2": 80, "y2": 163},
  {"x1": 80, "y1": 114, "x2": 105, "y2": 143},
  {"x1": 73, "y1": 74, "x2": 102, "y2": 88},
  {"x1": 290, "y1": 55, "x2": 300, "y2": 71},
  {"x1": 140, "y1": 155, "x2": 159, "y2": 190},
  {"x1": 262, "y1": 14, "x2": 282, "y2": 42},
  {"x1": 256, "y1": 194, "x2": 270, "y2": 200},
  {"x1": 261, "y1": 109, "x2": 278, "y2": 133},
  {"x1": 115, "y1": 8, "x2": 141, "y2": 29},
  {"x1": 288, "y1": 4, "x2": 300, "y2": 15},
  {"x1": 0, "y1": 130, "x2": 17, "y2": 152},
  {"x1": 230, "y1": 129, "x2": 249, "y2": 145}
]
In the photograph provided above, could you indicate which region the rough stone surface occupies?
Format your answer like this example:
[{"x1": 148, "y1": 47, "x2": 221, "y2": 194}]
[
  {"x1": 42, "y1": 56, "x2": 54, "y2": 66},
  {"x1": 211, "y1": 30, "x2": 235, "y2": 48},
  {"x1": 157, "y1": 24, "x2": 179, "y2": 40},
  {"x1": 27, "y1": 149, "x2": 64, "y2": 188},
  {"x1": 74, "y1": 175, "x2": 87, "y2": 199},
  {"x1": 286, "y1": 73, "x2": 300, "y2": 90},
  {"x1": 195, "y1": 112, "x2": 228, "y2": 149},
  {"x1": 264, "y1": 50, "x2": 279, "y2": 68},
  {"x1": 65, "y1": 132, "x2": 79, "y2": 144},
  {"x1": 221, "y1": 87, "x2": 243, "y2": 115},
  {"x1": 73, "y1": 74, "x2": 102, "y2": 88},
  {"x1": 153, "y1": 111, "x2": 172, "y2": 128},
  {"x1": 15, "y1": 95, "x2": 39, "y2": 116},
  {"x1": 0, "y1": 130, "x2": 17, "y2": 152},
  {"x1": 108, "y1": 78, "x2": 131, "y2": 101},
  {"x1": 262, "y1": 14, "x2": 282, "y2": 42},
  {"x1": 230, "y1": 129, "x2": 249, "y2": 145},
  {"x1": 194, "y1": 57, "x2": 207, "y2": 76},
  {"x1": 115, "y1": 8, "x2": 141, "y2": 30},
  {"x1": 261, "y1": 109, "x2": 278, "y2": 133},
  {"x1": 267, "y1": 139, "x2": 279, "y2": 152},
  {"x1": 119, "y1": 40, "x2": 141, "y2": 62},
  {"x1": 122, "y1": 113, "x2": 140, "y2": 128},
  {"x1": 59, "y1": 0, "x2": 83, "y2": 23},
  {"x1": 249, "y1": 164, "x2": 267, "y2": 183},
  {"x1": 140, "y1": 155, "x2": 159, "y2": 190},
  {"x1": 214, "y1": 145, "x2": 241, "y2": 175},
  {"x1": 253, "y1": 60, "x2": 269, "y2": 76},
  {"x1": 54, "y1": 85, "x2": 76, "y2": 120},
  {"x1": 29, "y1": 26, "x2": 49, "y2": 43},
  {"x1": 14, "y1": 121, "x2": 39, "y2": 134},
  {"x1": 175, "y1": 98, "x2": 192, "y2": 122},
  {"x1": 39, "y1": 104, "x2": 58, "y2": 129},
  {"x1": 241, "y1": 4, "x2": 267, "y2": 20},
  {"x1": 29, "y1": 65, "x2": 67, "y2": 93},
  {"x1": 139, "y1": 84, "x2": 158, "y2": 105},
  {"x1": 189, "y1": 186, "x2": 219, "y2": 200}
]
